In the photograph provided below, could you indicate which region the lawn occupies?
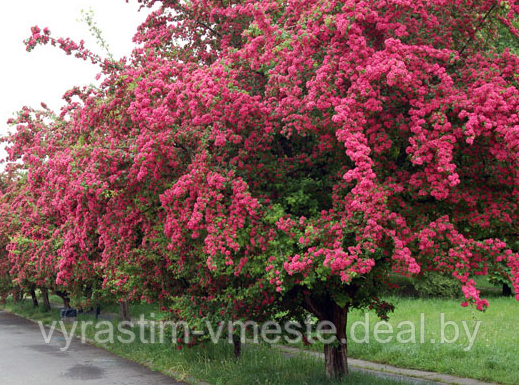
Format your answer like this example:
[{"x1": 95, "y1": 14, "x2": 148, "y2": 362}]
[{"x1": 296, "y1": 295, "x2": 519, "y2": 385}]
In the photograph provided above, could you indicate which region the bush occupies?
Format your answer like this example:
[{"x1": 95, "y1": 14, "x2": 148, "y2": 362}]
[
  {"x1": 413, "y1": 272, "x2": 461, "y2": 298},
  {"x1": 383, "y1": 274, "x2": 418, "y2": 297}
]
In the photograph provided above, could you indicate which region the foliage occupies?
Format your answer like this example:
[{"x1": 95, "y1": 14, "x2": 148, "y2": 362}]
[
  {"x1": 413, "y1": 271, "x2": 461, "y2": 299},
  {"x1": 78, "y1": 8, "x2": 114, "y2": 61}
]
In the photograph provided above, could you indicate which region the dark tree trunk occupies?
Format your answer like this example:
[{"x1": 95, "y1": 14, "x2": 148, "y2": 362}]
[
  {"x1": 119, "y1": 301, "x2": 131, "y2": 322},
  {"x1": 41, "y1": 288, "x2": 51, "y2": 312},
  {"x1": 503, "y1": 283, "x2": 512, "y2": 297},
  {"x1": 301, "y1": 290, "x2": 349, "y2": 379},
  {"x1": 324, "y1": 307, "x2": 348, "y2": 379},
  {"x1": 30, "y1": 286, "x2": 39, "y2": 308},
  {"x1": 55, "y1": 291, "x2": 70, "y2": 308},
  {"x1": 233, "y1": 334, "x2": 242, "y2": 358}
]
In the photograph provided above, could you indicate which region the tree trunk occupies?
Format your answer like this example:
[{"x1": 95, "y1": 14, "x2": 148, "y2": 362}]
[
  {"x1": 323, "y1": 306, "x2": 349, "y2": 379},
  {"x1": 41, "y1": 288, "x2": 51, "y2": 312},
  {"x1": 300, "y1": 290, "x2": 349, "y2": 380},
  {"x1": 324, "y1": 340, "x2": 348, "y2": 379},
  {"x1": 503, "y1": 283, "x2": 512, "y2": 297},
  {"x1": 233, "y1": 334, "x2": 242, "y2": 358},
  {"x1": 119, "y1": 300, "x2": 131, "y2": 322},
  {"x1": 55, "y1": 291, "x2": 70, "y2": 308},
  {"x1": 30, "y1": 286, "x2": 39, "y2": 308}
]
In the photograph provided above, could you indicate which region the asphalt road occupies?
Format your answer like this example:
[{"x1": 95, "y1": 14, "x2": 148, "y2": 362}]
[{"x1": 0, "y1": 310, "x2": 186, "y2": 385}]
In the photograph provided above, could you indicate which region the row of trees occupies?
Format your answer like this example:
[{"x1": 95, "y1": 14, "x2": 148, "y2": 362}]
[{"x1": 2, "y1": 0, "x2": 519, "y2": 378}]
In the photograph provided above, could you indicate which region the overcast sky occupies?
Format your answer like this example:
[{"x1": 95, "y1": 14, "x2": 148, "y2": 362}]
[{"x1": 0, "y1": 0, "x2": 156, "y2": 161}]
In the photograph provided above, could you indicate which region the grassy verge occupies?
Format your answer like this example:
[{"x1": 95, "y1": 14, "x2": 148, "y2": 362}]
[
  {"x1": 293, "y1": 296, "x2": 519, "y2": 385},
  {"x1": 0, "y1": 298, "x2": 413, "y2": 385}
]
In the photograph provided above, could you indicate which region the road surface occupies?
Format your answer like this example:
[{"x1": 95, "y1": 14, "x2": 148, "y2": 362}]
[{"x1": 0, "y1": 310, "x2": 185, "y2": 385}]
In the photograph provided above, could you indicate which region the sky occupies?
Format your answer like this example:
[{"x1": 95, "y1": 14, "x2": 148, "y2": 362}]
[{"x1": 0, "y1": 0, "x2": 156, "y2": 161}]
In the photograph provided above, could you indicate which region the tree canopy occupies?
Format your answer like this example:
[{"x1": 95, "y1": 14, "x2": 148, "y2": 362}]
[{"x1": 2, "y1": 0, "x2": 519, "y2": 378}]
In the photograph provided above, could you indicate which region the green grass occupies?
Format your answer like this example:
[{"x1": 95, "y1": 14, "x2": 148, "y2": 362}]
[
  {"x1": 0, "y1": 297, "x2": 413, "y2": 385},
  {"x1": 293, "y1": 296, "x2": 519, "y2": 384}
]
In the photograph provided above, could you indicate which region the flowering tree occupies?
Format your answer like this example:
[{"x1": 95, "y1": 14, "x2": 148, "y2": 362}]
[
  {"x1": 0, "y1": 173, "x2": 16, "y2": 303},
  {"x1": 3, "y1": 0, "x2": 519, "y2": 379},
  {"x1": 0, "y1": 105, "x2": 99, "y2": 309}
]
